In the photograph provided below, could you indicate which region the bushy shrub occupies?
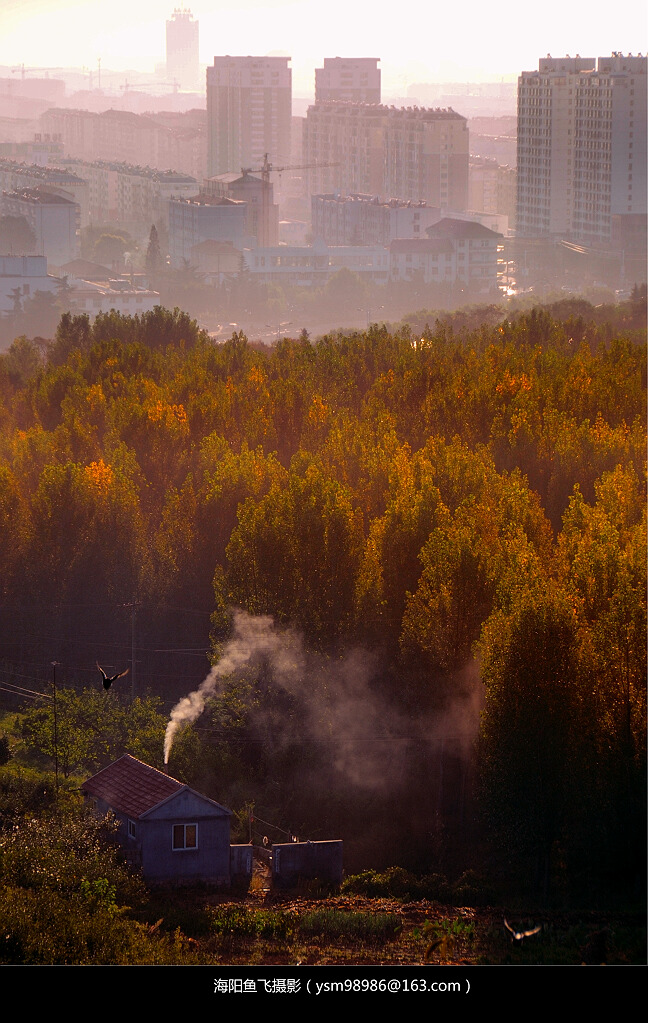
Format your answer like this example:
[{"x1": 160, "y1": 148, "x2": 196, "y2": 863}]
[
  {"x1": 0, "y1": 885, "x2": 195, "y2": 964},
  {"x1": 0, "y1": 736, "x2": 10, "y2": 766},
  {"x1": 0, "y1": 767, "x2": 58, "y2": 823},
  {"x1": 342, "y1": 866, "x2": 420, "y2": 899},
  {"x1": 0, "y1": 805, "x2": 144, "y2": 905},
  {"x1": 342, "y1": 866, "x2": 494, "y2": 905}
]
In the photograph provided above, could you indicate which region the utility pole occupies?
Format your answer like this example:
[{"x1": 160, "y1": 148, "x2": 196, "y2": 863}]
[
  {"x1": 51, "y1": 661, "x2": 60, "y2": 797},
  {"x1": 127, "y1": 601, "x2": 138, "y2": 699}
]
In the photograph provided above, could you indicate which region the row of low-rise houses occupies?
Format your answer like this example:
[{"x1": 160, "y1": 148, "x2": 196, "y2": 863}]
[
  {"x1": 0, "y1": 156, "x2": 198, "y2": 235},
  {"x1": 213, "y1": 218, "x2": 501, "y2": 290},
  {"x1": 1, "y1": 216, "x2": 501, "y2": 320},
  {"x1": 0, "y1": 253, "x2": 160, "y2": 319}
]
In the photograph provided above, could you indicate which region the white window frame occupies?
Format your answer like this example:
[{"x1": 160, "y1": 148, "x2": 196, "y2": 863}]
[{"x1": 172, "y1": 823, "x2": 198, "y2": 851}]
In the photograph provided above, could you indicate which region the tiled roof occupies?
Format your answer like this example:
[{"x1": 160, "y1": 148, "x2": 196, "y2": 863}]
[
  {"x1": 81, "y1": 754, "x2": 184, "y2": 818},
  {"x1": 426, "y1": 218, "x2": 502, "y2": 240}
]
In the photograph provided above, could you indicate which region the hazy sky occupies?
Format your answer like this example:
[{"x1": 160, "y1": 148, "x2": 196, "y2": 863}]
[{"x1": 1, "y1": 0, "x2": 647, "y2": 94}]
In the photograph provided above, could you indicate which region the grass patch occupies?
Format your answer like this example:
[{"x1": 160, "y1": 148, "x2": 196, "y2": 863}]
[
  {"x1": 299, "y1": 908, "x2": 401, "y2": 943},
  {"x1": 209, "y1": 905, "x2": 295, "y2": 942}
]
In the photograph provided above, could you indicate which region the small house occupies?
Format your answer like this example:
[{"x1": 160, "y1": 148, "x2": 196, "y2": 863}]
[{"x1": 81, "y1": 754, "x2": 232, "y2": 885}]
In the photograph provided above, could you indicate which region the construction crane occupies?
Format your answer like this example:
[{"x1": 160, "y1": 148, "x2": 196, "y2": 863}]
[
  {"x1": 242, "y1": 153, "x2": 338, "y2": 186},
  {"x1": 11, "y1": 66, "x2": 64, "y2": 79},
  {"x1": 241, "y1": 154, "x2": 339, "y2": 247},
  {"x1": 121, "y1": 79, "x2": 180, "y2": 94}
]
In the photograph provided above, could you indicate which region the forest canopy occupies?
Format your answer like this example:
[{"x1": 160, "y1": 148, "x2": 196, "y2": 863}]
[{"x1": 0, "y1": 295, "x2": 645, "y2": 894}]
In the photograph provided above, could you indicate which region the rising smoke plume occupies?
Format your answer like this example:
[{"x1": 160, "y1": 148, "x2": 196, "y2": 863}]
[
  {"x1": 164, "y1": 609, "x2": 483, "y2": 798},
  {"x1": 164, "y1": 609, "x2": 304, "y2": 764}
]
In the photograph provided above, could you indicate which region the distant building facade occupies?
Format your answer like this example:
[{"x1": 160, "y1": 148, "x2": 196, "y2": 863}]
[
  {"x1": 66, "y1": 277, "x2": 160, "y2": 318},
  {"x1": 311, "y1": 193, "x2": 440, "y2": 246},
  {"x1": 0, "y1": 187, "x2": 80, "y2": 266},
  {"x1": 206, "y1": 56, "x2": 292, "y2": 180},
  {"x1": 0, "y1": 254, "x2": 59, "y2": 314},
  {"x1": 0, "y1": 159, "x2": 89, "y2": 227},
  {"x1": 517, "y1": 54, "x2": 647, "y2": 246},
  {"x1": 240, "y1": 216, "x2": 500, "y2": 291},
  {"x1": 469, "y1": 157, "x2": 516, "y2": 229},
  {"x1": 168, "y1": 194, "x2": 247, "y2": 267},
  {"x1": 425, "y1": 217, "x2": 501, "y2": 285},
  {"x1": 315, "y1": 58, "x2": 381, "y2": 104},
  {"x1": 0, "y1": 134, "x2": 65, "y2": 167},
  {"x1": 204, "y1": 170, "x2": 279, "y2": 247},
  {"x1": 39, "y1": 108, "x2": 207, "y2": 182},
  {"x1": 303, "y1": 104, "x2": 469, "y2": 211},
  {"x1": 60, "y1": 158, "x2": 198, "y2": 232},
  {"x1": 390, "y1": 218, "x2": 501, "y2": 289}
]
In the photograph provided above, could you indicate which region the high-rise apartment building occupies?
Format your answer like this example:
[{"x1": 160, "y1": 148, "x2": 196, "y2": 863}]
[
  {"x1": 206, "y1": 56, "x2": 292, "y2": 181},
  {"x1": 315, "y1": 58, "x2": 381, "y2": 104},
  {"x1": 166, "y1": 8, "x2": 200, "y2": 93},
  {"x1": 517, "y1": 54, "x2": 646, "y2": 246},
  {"x1": 303, "y1": 104, "x2": 468, "y2": 211}
]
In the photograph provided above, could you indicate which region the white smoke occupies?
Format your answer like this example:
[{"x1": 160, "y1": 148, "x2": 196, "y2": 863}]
[
  {"x1": 164, "y1": 609, "x2": 304, "y2": 764},
  {"x1": 164, "y1": 609, "x2": 483, "y2": 795}
]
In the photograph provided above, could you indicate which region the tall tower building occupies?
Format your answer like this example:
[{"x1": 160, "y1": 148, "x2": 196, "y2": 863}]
[
  {"x1": 315, "y1": 58, "x2": 381, "y2": 104},
  {"x1": 166, "y1": 7, "x2": 200, "y2": 92},
  {"x1": 206, "y1": 56, "x2": 292, "y2": 180},
  {"x1": 517, "y1": 54, "x2": 646, "y2": 246}
]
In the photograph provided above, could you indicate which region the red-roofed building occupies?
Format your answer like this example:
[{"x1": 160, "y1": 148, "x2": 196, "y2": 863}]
[{"x1": 81, "y1": 754, "x2": 238, "y2": 884}]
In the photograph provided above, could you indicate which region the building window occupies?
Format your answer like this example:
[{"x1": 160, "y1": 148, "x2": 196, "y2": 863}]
[
  {"x1": 173, "y1": 823, "x2": 198, "y2": 850},
  {"x1": 127, "y1": 819, "x2": 136, "y2": 839}
]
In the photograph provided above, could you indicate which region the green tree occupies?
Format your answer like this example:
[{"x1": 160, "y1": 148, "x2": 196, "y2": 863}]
[
  {"x1": 479, "y1": 584, "x2": 582, "y2": 898},
  {"x1": 21, "y1": 688, "x2": 167, "y2": 776},
  {"x1": 92, "y1": 232, "x2": 130, "y2": 267},
  {"x1": 220, "y1": 456, "x2": 363, "y2": 643},
  {"x1": 0, "y1": 215, "x2": 36, "y2": 254},
  {"x1": 145, "y1": 224, "x2": 163, "y2": 278},
  {"x1": 27, "y1": 458, "x2": 145, "y2": 607}
]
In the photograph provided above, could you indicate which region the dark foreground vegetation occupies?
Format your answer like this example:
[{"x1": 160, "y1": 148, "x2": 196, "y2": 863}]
[
  {"x1": 0, "y1": 290, "x2": 645, "y2": 962},
  {"x1": 0, "y1": 776, "x2": 644, "y2": 965}
]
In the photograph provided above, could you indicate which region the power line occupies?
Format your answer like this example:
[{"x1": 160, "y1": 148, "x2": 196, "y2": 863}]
[{"x1": 0, "y1": 682, "x2": 50, "y2": 701}]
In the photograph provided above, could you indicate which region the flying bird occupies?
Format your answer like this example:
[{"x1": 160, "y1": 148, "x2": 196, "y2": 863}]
[
  {"x1": 97, "y1": 662, "x2": 129, "y2": 691},
  {"x1": 504, "y1": 919, "x2": 542, "y2": 942}
]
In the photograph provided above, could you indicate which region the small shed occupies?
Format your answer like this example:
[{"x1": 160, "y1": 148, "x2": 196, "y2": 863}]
[{"x1": 81, "y1": 754, "x2": 232, "y2": 884}]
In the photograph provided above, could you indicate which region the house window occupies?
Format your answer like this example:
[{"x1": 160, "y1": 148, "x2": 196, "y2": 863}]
[
  {"x1": 172, "y1": 823, "x2": 198, "y2": 850},
  {"x1": 128, "y1": 819, "x2": 136, "y2": 839}
]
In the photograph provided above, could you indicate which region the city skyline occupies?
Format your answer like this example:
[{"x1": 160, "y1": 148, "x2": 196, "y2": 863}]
[{"x1": 1, "y1": 0, "x2": 647, "y2": 95}]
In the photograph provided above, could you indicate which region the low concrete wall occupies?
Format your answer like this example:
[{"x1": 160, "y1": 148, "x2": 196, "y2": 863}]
[
  {"x1": 271, "y1": 840, "x2": 343, "y2": 888},
  {"x1": 230, "y1": 843, "x2": 253, "y2": 885}
]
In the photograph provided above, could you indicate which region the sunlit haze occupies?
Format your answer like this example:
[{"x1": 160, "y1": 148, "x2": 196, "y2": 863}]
[{"x1": 1, "y1": 0, "x2": 647, "y2": 95}]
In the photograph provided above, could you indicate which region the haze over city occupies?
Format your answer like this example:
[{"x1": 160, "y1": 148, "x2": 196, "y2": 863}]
[{"x1": 2, "y1": 0, "x2": 647, "y2": 94}]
